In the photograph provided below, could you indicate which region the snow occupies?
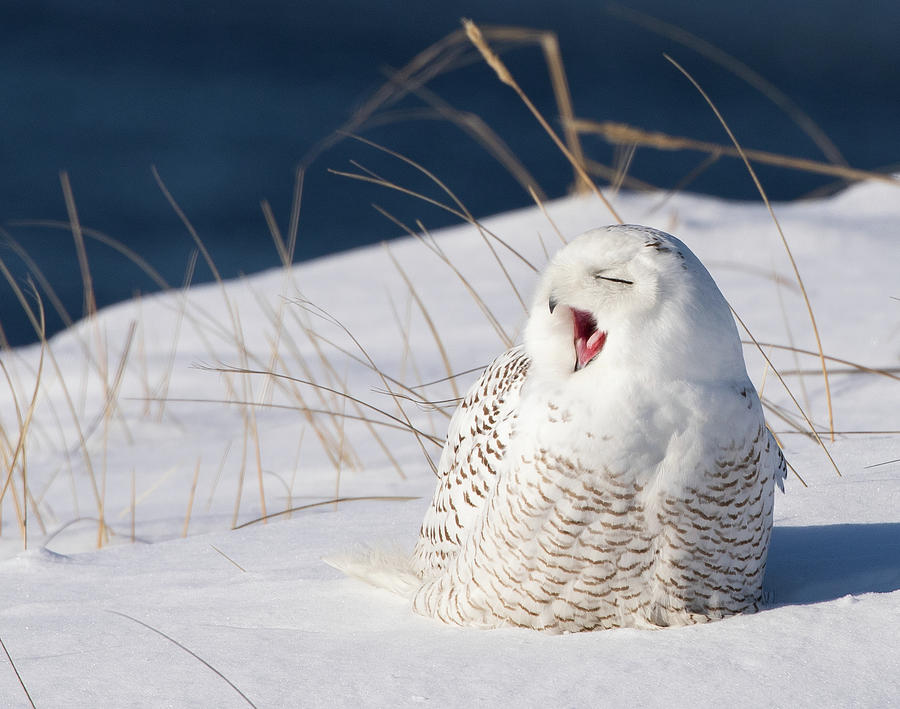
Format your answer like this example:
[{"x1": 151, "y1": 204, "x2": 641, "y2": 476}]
[{"x1": 0, "y1": 182, "x2": 898, "y2": 707}]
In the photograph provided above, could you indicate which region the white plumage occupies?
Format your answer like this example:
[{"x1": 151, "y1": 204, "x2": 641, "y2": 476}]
[{"x1": 408, "y1": 225, "x2": 786, "y2": 632}]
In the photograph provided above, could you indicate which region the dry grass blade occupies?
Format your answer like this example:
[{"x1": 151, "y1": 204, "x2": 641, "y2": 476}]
[
  {"x1": 339, "y1": 132, "x2": 535, "y2": 306},
  {"x1": 384, "y1": 244, "x2": 460, "y2": 400},
  {"x1": 582, "y1": 157, "x2": 661, "y2": 192},
  {"x1": 463, "y1": 19, "x2": 622, "y2": 223},
  {"x1": 664, "y1": 53, "x2": 835, "y2": 442},
  {"x1": 290, "y1": 309, "x2": 449, "y2": 407},
  {"x1": 732, "y1": 306, "x2": 841, "y2": 478},
  {"x1": 59, "y1": 171, "x2": 97, "y2": 317},
  {"x1": 300, "y1": 23, "x2": 577, "y2": 176},
  {"x1": 232, "y1": 495, "x2": 419, "y2": 530},
  {"x1": 0, "y1": 289, "x2": 47, "y2": 546},
  {"x1": 780, "y1": 366, "x2": 900, "y2": 378},
  {"x1": 152, "y1": 166, "x2": 222, "y2": 282},
  {"x1": 782, "y1": 456, "x2": 807, "y2": 487},
  {"x1": 141, "y1": 395, "x2": 434, "y2": 440},
  {"x1": 370, "y1": 76, "x2": 548, "y2": 201},
  {"x1": 371, "y1": 207, "x2": 513, "y2": 347},
  {"x1": 0, "y1": 274, "x2": 106, "y2": 533},
  {"x1": 261, "y1": 200, "x2": 290, "y2": 267},
  {"x1": 412, "y1": 365, "x2": 486, "y2": 391},
  {"x1": 762, "y1": 399, "x2": 817, "y2": 441},
  {"x1": 333, "y1": 146, "x2": 539, "y2": 277},
  {"x1": 606, "y1": 3, "x2": 847, "y2": 166},
  {"x1": 0, "y1": 356, "x2": 31, "y2": 540},
  {"x1": 538, "y1": 31, "x2": 588, "y2": 191},
  {"x1": 285, "y1": 166, "x2": 304, "y2": 264},
  {"x1": 573, "y1": 120, "x2": 899, "y2": 186},
  {"x1": 0, "y1": 634, "x2": 36, "y2": 709},
  {"x1": 743, "y1": 341, "x2": 900, "y2": 382},
  {"x1": 107, "y1": 610, "x2": 258, "y2": 708},
  {"x1": 39, "y1": 516, "x2": 117, "y2": 550},
  {"x1": 186, "y1": 366, "x2": 444, "y2": 447},
  {"x1": 779, "y1": 430, "x2": 900, "y2": 436},
  {"x1": 297, "y1": 27, "x2": 473, "y2": 169},
  {"x1": 529, "y1": 185, "x2": 567, "y2": 245},
  {"x1": 865, "y1": 458, "x2": 899, "y2": 469},
  {"x1": 291, "y1": 300, "x2": 443, "y2": 473},
  {"x1": 78, "y1": 320, "x2": 138, "y2": 450},
  {"x1": 275, "y1": 327, "x2": 367, "y2": 474},
  {"x1": 1, "y1": 226, "x2": 76, "y2": 330},
  {"x1": 210, "y1": 544, "x2": 247, "y2": 572},
  {"x1": 154, "y1": 250, "x2": 198, "y2": 421},
  {"x1": 151, "y1": 166, "x2": 249, "y2": 370},
  {"x1": 7, "y1": 219, "x2": 171, "y2": 290}
]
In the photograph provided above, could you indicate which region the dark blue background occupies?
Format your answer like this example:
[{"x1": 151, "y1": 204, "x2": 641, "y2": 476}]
[{"x1": 2, "y1": 1, "x2": 898, "y2": 345}]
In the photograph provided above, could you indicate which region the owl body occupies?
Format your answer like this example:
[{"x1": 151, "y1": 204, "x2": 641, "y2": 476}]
[{"x1": 411, "y1": 225, "x2": 785, "y2": 632}]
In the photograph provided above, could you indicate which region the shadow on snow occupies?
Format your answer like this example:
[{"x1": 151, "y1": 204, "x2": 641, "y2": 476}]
[{"x1": 764, "y1": 523, "x2": 900, "y2": 605}]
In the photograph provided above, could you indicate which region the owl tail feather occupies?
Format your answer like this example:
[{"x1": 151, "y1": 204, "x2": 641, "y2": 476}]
[{"x1": 324, "y1": 547, "x2": 420, "y2": 598}]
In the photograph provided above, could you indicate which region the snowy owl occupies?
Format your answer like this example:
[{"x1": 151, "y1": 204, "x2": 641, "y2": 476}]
[{"x1": 409, "y1": 224, "x2": 786, "y2": 632}]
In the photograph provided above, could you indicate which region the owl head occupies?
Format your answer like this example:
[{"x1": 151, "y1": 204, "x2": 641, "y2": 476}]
[{"x1": 523, "y1": 225, "x2": 747, "y2": 384}]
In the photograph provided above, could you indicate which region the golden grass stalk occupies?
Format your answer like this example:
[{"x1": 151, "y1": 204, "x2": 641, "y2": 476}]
[
  {"x1": 572, "y1": 119, "x2": 900, "y2": 187},
  {"x1": 538, "y1": 31, "x2": 586, "y2": 190},
  {"x1": 463, "y1": 19, "x2": 622, "y2": 223}
]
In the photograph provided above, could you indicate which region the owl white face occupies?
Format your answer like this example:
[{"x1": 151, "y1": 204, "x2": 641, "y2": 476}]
[{"x1": 523, "y1": 225, "x2": 745, "y2": 383}]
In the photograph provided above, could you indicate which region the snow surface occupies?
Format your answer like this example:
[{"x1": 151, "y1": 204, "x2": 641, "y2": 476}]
[{"x1": 0, "y1": 182, "x2": 898, "y2": 707}]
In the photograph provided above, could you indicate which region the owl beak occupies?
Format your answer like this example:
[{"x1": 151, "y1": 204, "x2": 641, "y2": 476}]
[{"x1": 549, "y1": 295, "x2": 559, "y2": 314}]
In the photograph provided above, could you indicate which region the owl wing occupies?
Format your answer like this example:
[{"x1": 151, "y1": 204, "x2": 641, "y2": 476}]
[
  {"x1": 412, "y1": 346, "x2": 530, "y2": 576},
  {"x1": 412, "y1": 382, "x2": 786, "y2": 632}
]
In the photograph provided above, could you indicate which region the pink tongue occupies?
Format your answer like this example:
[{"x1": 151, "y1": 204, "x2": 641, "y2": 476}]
[{"x1": 575, "y1": 329, "x2": 607, "y2": 369}]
